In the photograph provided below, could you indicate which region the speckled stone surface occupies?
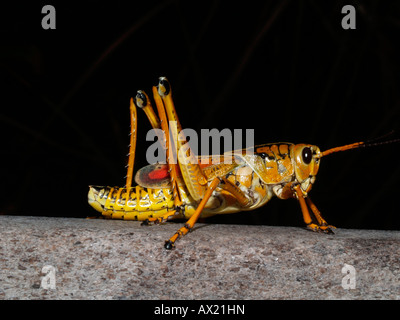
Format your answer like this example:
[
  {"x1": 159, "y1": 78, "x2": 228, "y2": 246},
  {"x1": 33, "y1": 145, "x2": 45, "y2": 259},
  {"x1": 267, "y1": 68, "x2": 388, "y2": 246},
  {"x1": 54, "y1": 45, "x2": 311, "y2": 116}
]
[{"x1": 0, "y1": 215, "x2": 399, "y2": 299}]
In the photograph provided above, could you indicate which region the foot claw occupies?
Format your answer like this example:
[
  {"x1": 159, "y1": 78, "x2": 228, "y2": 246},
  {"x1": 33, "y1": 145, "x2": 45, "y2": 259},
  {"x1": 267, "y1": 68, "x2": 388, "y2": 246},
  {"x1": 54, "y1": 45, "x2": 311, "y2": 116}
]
[
  {"x1": 321, "y1": 225, "x2": 336, "y2": 234},
  {"x1": 141, "y1": 218, "x2": 163, "y2": 226},
  {"x1": 164, "y1": 240, "x2": 174, "y2": 250},
  {"x1": 307, "y1": 223, "x2": 336, "y2": 234}
]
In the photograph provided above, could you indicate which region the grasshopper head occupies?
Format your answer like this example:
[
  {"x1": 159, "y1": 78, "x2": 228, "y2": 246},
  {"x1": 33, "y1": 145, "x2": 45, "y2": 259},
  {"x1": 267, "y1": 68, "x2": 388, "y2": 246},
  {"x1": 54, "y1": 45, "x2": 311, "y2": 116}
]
[
  {"x1": 291, "y1": 137, "x2": 392, "y2": 194},
  {"x1": 291, "y1": 144, "x2": 321, "y2": 194}
]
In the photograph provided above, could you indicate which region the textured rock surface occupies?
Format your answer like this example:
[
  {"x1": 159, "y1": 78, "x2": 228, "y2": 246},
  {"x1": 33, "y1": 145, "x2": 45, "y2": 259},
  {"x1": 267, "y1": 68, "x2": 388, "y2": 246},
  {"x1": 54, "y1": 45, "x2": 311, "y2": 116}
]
[{"x1": 0, "y1": 215, "x2": 399, "y2": 300}]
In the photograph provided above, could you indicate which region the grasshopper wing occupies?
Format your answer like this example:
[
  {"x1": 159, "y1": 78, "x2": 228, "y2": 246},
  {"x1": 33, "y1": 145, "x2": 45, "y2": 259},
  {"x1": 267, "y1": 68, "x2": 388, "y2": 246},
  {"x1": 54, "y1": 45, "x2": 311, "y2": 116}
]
[{"x1": 134, "y1": 164, "x2": 171, "y2": 189}]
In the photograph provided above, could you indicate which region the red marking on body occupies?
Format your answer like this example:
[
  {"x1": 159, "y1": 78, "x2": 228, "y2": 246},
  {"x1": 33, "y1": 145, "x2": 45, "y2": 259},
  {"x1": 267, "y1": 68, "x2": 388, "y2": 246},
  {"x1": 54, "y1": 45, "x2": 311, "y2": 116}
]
[{"x1": 148, "y1": 168, "x2": 169, "y2": 180}]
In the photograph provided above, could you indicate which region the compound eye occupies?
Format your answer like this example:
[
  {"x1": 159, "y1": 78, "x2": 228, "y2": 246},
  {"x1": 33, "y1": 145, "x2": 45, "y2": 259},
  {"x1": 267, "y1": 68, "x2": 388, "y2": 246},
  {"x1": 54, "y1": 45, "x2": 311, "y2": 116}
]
[{"x1": 302, "y1": 147, "x2": 312, "y2": 165}]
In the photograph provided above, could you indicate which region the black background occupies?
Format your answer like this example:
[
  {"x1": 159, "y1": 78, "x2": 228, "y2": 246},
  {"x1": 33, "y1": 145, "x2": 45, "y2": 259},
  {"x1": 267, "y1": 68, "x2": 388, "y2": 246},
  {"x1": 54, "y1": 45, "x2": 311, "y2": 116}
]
[{"x1": 1, "y1": 1, "x2": 399, "y2": 230}]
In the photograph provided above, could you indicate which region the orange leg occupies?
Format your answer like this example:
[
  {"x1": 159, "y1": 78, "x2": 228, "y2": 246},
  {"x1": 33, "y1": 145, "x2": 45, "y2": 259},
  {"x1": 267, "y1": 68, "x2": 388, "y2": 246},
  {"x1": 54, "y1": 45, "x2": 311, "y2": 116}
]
[
  {"x1": 134, "y1": 78, "x2": 206, "y2": 228},
  {"x1": 164, "y1": 177, "x2": 221, "y2": 250},
  {"x1": 306, "y1": 197, "x2": 335, "y2": 232},
  {"x1": 293, "y1": 185, "x2": 334, "y2": 234},
  {"x1": 219, "y1": 177, "x2": 251, "y2": 207},
  {"x1": 134, "y1": 83, "x2": 184, "y2": 213},
  {"x1": 293, "y1": 185, "x2": 313, "y2": 225},
  {"x1": 152, "y1": 84, "x2": 184, "y2": 208},
  {"x1": 157, "y1": 77, "x2": 208, "y2": 202},
  {"x1": 134, "y1": 90, "x2": 161, "y2": 132},
  {"x1": 125, "y1": 98, "x2": 137, "y2": 191}
]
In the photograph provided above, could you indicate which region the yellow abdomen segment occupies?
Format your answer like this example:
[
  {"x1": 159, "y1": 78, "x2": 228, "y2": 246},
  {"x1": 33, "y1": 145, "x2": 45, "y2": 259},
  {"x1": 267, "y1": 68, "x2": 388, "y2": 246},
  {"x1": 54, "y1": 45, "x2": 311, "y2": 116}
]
[{"x1": 88, "y1": 186, "x2": 176, "y2": 220}]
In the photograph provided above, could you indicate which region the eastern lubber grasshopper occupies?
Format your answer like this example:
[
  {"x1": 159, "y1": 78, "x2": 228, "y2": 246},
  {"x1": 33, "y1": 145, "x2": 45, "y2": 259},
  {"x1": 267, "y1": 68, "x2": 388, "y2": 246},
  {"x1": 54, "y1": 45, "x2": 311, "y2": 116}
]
[{"x1": 88, "y1": 77, "x2": 398, "y2": 249}]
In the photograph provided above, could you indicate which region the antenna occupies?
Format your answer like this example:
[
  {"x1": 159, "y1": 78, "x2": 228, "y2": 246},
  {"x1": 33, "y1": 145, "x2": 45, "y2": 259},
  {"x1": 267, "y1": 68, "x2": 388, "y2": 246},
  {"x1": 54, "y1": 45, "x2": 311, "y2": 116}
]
[{"x1": 315, "y1": 131, "x2": 400, "y2": 159}]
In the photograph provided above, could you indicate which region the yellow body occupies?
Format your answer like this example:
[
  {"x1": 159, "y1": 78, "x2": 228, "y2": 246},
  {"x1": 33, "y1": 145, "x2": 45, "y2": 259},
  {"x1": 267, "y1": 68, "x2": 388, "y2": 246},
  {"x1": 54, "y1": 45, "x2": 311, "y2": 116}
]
[{"x1": 88, "y1": 142, "x2": 321, "y2": 221}]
